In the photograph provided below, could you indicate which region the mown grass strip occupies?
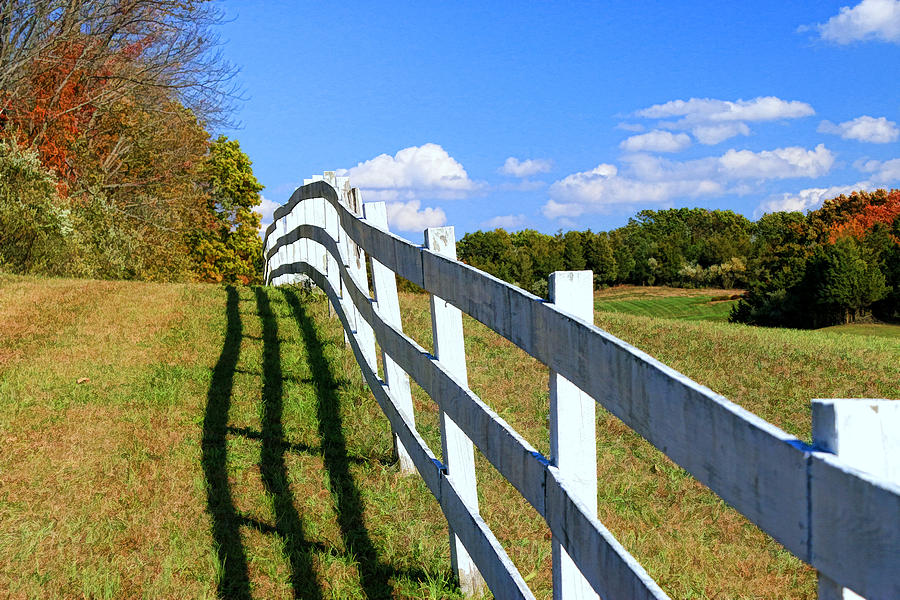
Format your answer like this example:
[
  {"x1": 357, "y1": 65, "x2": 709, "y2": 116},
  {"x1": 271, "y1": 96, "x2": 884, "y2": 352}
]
[{"x1": 595, "y1": 294, "x2": 737, "y2": 322}]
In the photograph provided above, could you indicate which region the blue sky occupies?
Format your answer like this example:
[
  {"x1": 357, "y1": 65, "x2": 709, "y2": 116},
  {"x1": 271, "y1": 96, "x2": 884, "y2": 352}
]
[{"x1": 217, "y1": 0, "x2": 900, "y2": 237}]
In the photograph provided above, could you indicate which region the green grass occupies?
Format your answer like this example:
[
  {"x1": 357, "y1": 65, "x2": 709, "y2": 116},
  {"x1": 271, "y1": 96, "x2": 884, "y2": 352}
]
[
  {"x1": 0, "y1": 275, "x2": 463, "y2": 599},
  {"x1": 1, "y1": 275, "x2": 897, "y2": 599},
  {"x1": 595, "y1": 294, "x2": 737, "y2": 321},
  {"x1": 595, "y1": 284, "x2": 900, "y2": 340},
  {"x1": 594, "y1": 285, "x2": 742, "y2": 322},
  {"x1": 820, "y1": 322, "x2": 900, "y2": 339}
]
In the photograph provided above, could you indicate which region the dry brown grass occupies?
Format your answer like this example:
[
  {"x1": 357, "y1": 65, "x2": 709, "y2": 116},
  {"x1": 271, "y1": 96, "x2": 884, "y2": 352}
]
[
  {"x1": 0, "y1": 278, "x2": 462, "y2": 599},
  {"x1": 2, "y1": 275, "x2": 895, "y2": 599},
  {"x1": 394, "y1": 288, "x2": 896, "y2": 599}
]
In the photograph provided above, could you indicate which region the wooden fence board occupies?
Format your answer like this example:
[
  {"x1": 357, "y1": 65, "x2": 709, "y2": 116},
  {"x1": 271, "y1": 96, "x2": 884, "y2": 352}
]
[
  {"x1": 269, "y1": 224, "x2": 671, "y2": 598},
  {"x1": 281, "y1": 257, "x2": 535, "y2": 599},
  {"x1": 810, "y1": 452, "x2": 900, "y2": 598},
  {"x1": 265, "y1": 180, "x2": 900, "y2": 598},
  {"x1": 363, "y1": 201, "x2": 416, "y2": 474}
]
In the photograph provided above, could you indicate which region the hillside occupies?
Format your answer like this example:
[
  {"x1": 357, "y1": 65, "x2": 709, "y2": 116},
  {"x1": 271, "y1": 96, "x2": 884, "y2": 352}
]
[{"x1": 1, "y1": 275, "x2": 898, "y2": 598}]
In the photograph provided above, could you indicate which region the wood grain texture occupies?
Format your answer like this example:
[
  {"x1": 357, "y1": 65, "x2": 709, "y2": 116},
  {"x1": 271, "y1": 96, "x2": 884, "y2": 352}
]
[
  {"x1": 811, "y1": 399, "x2": 900, "y2": 599},
  {"x1": 268, "y1": 223, "x2": 669, "y2": 599},
  {"x1": 425, "y1": 226, "x2": 484, "y2": 596},
  {"x1": 549, "y1": 271, "x2": 598, "y2": 600},
  {"x1": 265, "y1": 180, "x2": 900, "y2": 597},
  {"x1": 279, "y1": 255, "x2": 535, "y2": 600},
  {"x1": 274, "y1": 197, "x2": 813, "y2": 559},
  {"x1": 363, "y1": 201, "x2": 416, "y2": 474}
]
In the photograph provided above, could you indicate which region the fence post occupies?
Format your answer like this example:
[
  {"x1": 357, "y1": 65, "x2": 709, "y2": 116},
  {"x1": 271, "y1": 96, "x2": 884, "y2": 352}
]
[
  {"x1": 286, "y1": 200, "x2": 299, "y2": 285},
  {"x1": 549, "y1": 270, "x2": 598, "y2": 600},
  {"x1": 263, "y1": 223, "x2": 272, "y2": 285},
  {"x1": 364, "y1": 201, "x2": 416, "y2": 474},
  {"x1": 812, "y1": 399, "x2": 900, "y2": 600},
  {"x1": 273, "y1": 216, "x2": 286, "y2": 286},
  {"x1": 340, "y1": 186, "x2": 377, "y2": 373},
  {"x1": 424, "y1": 226, "x2": 485, "y2": 596},
  {"x1": 322, "y1": 182, "x2": 341, "y2": 317}
]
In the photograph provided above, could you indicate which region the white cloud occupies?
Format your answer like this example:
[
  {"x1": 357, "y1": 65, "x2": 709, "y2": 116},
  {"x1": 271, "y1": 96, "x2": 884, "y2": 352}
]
[
  {"x1": 338, "y1": 143, "x2": 476, "y2": 200},
  {"x1": 385, "y1": 200, "x2": 446, "y2": 232},
  {"x1": 619, "y1": 153, "x2": 715, "y2": 182},
  {"x1": 620, "y1": 130, "x2": 692, "y2": 153},
  {"x1": 718, "y1": 144, "x2": 835, "y2": 179},
  {"x1": 631, "y1": 96, "x2": 814, "y2": 144},
  {"x1": 543, "y1": 144, "x2": 836, "y2": 220},
  {"x1": 757, "y1": 182, "x2": 873, "y2": 215},
  {"x1": 256, "y1": 195, "x2": 281, "y2": 232},
  {"x1": 692, "y1": 123, "x2": 751, "y2": 145},
  {"x1": 637, "y1": 96, "x2": 815, "y2": 123},
  {"x1": 857, "y1": 157, "x2": 900, "y2": 181},
  {"x1": 498, "y1": 157, "x2": 553, "y2": 177},
  {"x1": 480, "y1": 214, "x2": 527, "y2": 230},
  {"x1": 818, "y1": 115, "x2": 900, "y2": 143},
  {"x1": 621, "y1": 144, "x2": 834, "y2": 182},
  {"x1": 543, "y1": 200, "x2": 587, "y2": 219},
  {"x1": 543, "y1": 162, "x2": 723, "y2": 218},
  {"x1": 814, "y1": 0, "x2": 900, "y2": 44}
]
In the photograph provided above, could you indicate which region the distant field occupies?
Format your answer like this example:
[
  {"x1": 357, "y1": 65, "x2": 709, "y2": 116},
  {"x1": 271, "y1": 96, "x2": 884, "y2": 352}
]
[
  {"x1": 595, "y1": 286, "x2": 740, "y2": 322},
  {"x1": 820, "y1": 322, "x2": 900, "y2": 339},
  {"x1": 1, "y1": 275, "x2": 897, "y2": 599},
  {"x1": 596, "y1": 285, "x2": 900, "y2": 339}
]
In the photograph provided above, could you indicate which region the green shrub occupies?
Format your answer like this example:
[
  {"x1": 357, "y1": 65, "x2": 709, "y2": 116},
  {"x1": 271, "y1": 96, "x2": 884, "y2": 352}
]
[{"x1": 0, "y1": 141, "x2": 71, "y2": 274}]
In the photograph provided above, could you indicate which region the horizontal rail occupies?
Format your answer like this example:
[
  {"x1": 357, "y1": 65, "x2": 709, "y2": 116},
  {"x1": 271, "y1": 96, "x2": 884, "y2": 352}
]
[
  {"x1": 266, "y1": 180, "x2": 900, "y2": 599},
  {"x1": 269, "y1": 226, "x2": 668, "y2": 599},
  {"x1": 288, "y1": 256, "x2": 534, "y2": 600}
]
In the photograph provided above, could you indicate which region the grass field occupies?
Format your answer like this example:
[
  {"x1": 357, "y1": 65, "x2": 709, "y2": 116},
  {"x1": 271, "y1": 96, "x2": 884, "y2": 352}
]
[
  {"x1": 1, "y1": 275, "x2": 898, "y2": 599},
  {"x1": 596, "y1": 285, "x2": 900, "y2": 338},
  {"x1": 819, "y1": 322, "x2": 900, "y2": 338},
  {"x1": 595, "y1": 285, "x2": 742, "y2": 322},
  {"x1": 0, "y1": 275, "x2": 459, "y2": 599}
]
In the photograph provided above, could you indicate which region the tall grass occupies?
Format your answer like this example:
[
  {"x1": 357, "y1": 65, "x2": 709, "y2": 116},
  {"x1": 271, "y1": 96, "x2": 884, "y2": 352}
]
[{"x1": 1, "y1": 274, "x2": 896, "y2": 598}]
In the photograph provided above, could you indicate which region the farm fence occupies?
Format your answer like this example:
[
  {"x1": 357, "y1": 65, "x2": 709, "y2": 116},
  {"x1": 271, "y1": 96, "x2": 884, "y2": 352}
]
[{"x1": 262, "y1": 173, "x2": 899, "y2": 600}]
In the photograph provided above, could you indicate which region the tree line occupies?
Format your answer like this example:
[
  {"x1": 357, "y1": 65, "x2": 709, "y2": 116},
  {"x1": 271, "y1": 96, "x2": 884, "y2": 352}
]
[
  {"x1": 457, "y1": 190, "x2": 900, "y2": 329},
  {"x1": 0, "y1": 0, "x2": 263, "y2": 283}
]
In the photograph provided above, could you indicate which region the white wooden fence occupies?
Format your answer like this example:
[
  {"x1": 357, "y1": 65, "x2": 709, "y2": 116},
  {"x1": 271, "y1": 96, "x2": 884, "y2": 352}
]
[{"x1": 262, "y1": 174, "x2": 900, "y2": 600}]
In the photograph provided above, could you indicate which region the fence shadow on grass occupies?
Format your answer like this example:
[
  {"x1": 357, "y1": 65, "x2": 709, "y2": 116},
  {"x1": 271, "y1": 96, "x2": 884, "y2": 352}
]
[
  {"x1": 203, "y1": 285, "x2": 444, "y2": 599},
  {"x1": 281, "y1": 287, "x2": 399, "y2": 599},
  {"x1": 255, "y1": 288, "x2": 323, "y2": 599},
  {"x1": 201, "y1": 286, "x2": 251, "y2": 599}
]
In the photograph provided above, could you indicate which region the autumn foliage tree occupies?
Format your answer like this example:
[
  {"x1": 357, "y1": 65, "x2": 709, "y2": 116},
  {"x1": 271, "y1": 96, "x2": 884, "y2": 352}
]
[
  {"x1": 0, "y1": 1, "x2": 266, "y2": 283},
  {"x1": 731, "y1": 189, "x2": 900, "y2": 327}
]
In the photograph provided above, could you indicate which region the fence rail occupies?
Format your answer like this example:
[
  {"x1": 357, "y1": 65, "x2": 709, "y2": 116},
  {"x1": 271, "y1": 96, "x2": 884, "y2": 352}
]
[{"x1": 263, "y1": 174, "x2": 900, "y2": 599}]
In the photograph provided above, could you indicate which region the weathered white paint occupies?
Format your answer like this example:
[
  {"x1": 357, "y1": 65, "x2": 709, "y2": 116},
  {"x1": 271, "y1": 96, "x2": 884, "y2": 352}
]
[
  {"x1": 343, "y1": 188, "x2": 377, "y2": 372},
  {"x1": 549, "y1": 271, "x2": 598, "y2": 600},
  {"x1": 263, "y1": 178, "x2": 900, "y2": 600},
  {"x1": 425, "y1": 226, "x2": 485, "y2": 596},
  {"x1": 416, "y1": 247, "x2": 813, "y2": 560},
  {"x1": 267, "y1": 187, "x2": 813, "y2": 565},
  {"x1": 285, "y1": 256, "x2": 535, "y2": 600},
  {"x1": 813, "y1": 399, "x2": 900, "y2": 600},
  {"x1": 274, "y1": 216, "x2": 286, "y2": 285},
  {"x1": 272, "y1": 223, "x2": 668, "y2": 600},
  {"x1": 363, "y1": 201, "x2": 416, "y2": 474},
  {"x1": 287, "y1": 202, "x2": 300, "y2": 284}
]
